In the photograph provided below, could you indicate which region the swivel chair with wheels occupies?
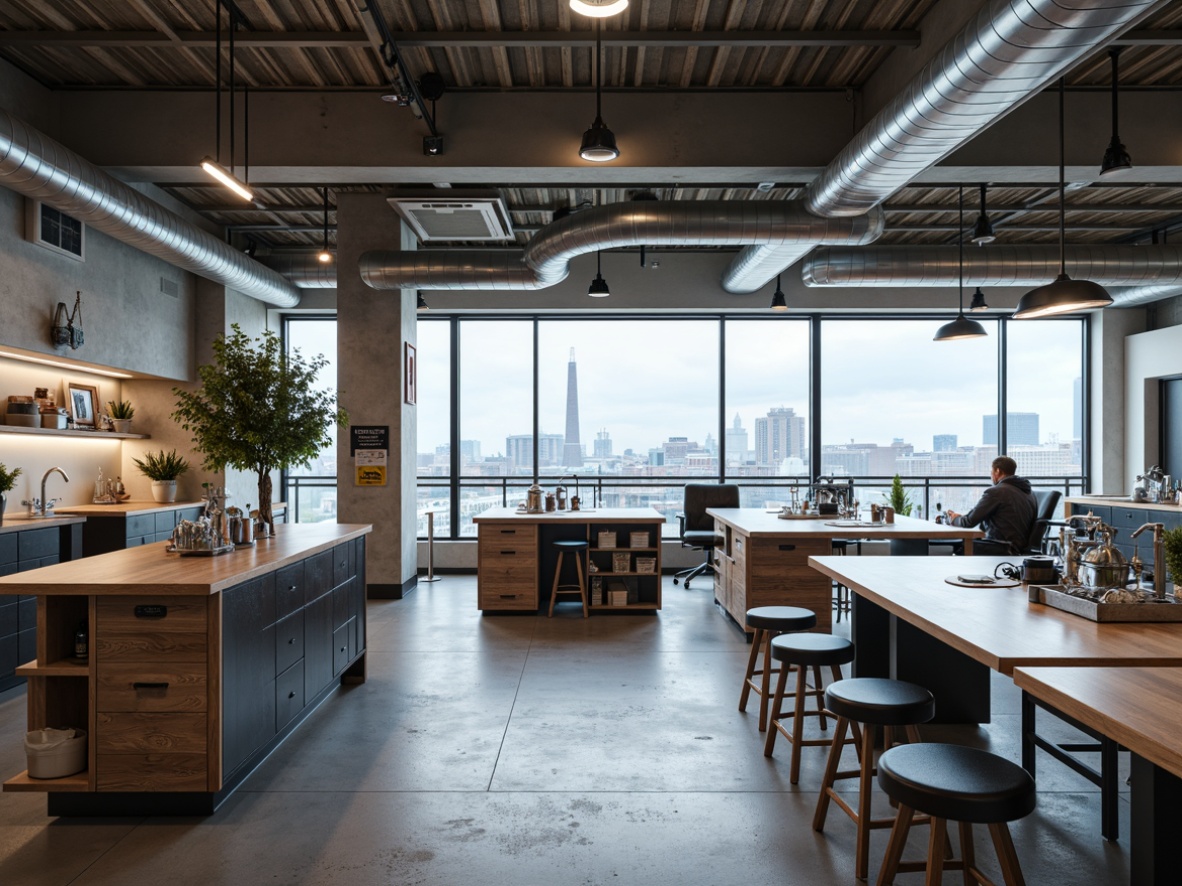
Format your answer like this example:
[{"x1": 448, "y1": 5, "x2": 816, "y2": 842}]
[
  {"x1": 1023, "y1": 489, "x2": 1062, "y2": 555},
  {"x1": 673, "y1": 483, "x2": 739, "y2": 589}
]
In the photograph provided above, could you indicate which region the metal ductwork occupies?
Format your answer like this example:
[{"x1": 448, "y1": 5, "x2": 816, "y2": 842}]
[
  {"x1": 802, "y1": 246, "x2": 1182, "y2": 288},
  {"x1": 0, "y1": 108, "x2": 301, "y2": 308},
  {"x1": 1109, "y1": 283, "x2": 1182, "y2": 308},
  {"x1": 360, "y1": 201, "x2": 884, "y2": 292},
  {"x1": 803, "y1": 0, "x2": 1166, "y2": 218},
  {"x1": 261, "y1": 254, "x2": 338, "y2": 289}
]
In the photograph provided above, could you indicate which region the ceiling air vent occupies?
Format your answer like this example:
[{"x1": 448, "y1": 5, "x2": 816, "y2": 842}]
[{"x1": 386, "y1": 192, "x2": 514, "y2": 242}]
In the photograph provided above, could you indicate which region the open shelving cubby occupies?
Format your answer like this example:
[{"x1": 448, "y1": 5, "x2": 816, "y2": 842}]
[{"x1": 587, "y1": 522, "x2": 662, "y2": 611}]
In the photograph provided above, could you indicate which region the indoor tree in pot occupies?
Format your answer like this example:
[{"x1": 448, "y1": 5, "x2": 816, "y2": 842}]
[
  {"x1": 0, "y1": 462, "x2": 22, "y2": 524},
  {"x1": 171, "y1": 325, "x2": 346, "y2": 537},
  {"x1": 132, "y1": 450, "x2": 190, "y2": 503}
]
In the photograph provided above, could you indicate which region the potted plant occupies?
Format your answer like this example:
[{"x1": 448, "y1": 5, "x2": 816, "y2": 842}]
[
  {"x1": 1163, "y1": 526, "x2": 1182, "y2": 596},
  {"x1": 0, "y1": 462, "x2": 22, "y2": 524},
  {"x1": 132, "y1": 449, "x2": 190, "y2": 503},
  {"x1": 886, "y1": 474, "x2": 914, "y2": 517},
  {"x1": 107, "y1": 399, "x2": 135, "y2": 434},
  {"x1": 172, "y1": 325, "x2": 346, "y2": 537}
]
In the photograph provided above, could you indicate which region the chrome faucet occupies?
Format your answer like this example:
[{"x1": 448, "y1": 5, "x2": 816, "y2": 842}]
[
  {"x1": 1131, "y1": 522, "x2": 1166, "y2": 598},
  {"x1": 22, "y1": 467, "x2": 69, "y2": 517}
]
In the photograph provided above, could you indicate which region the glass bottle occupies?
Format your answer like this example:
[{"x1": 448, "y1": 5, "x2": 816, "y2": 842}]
[{"x1": 73, "y1": 620, "x2": 88, "y2": 660}]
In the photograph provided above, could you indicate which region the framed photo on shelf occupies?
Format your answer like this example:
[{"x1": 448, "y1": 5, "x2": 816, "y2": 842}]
[
  {"x1": 66, "y1": 382, "x2": 99, "y2": 427},
  {"x1": 404, "y1": 342, "x2": 417, "y2": 405}
]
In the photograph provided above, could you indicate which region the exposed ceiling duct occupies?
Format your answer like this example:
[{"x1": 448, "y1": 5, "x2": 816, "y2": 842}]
[
  {"x1": 1108, "y1": 282, "x2": 1182, "y2": 308},
  {"x1": 0, "y1": 108, "x2": 301, "y2": 308},
  {"x1": 360, "y1": 201, "x2": 883, "y2": 292},
  {"x1": 803, "y1": 0, "x2": 1167, "y2": 219},
  {"x1": 801, "y1": 245, "x2": 1182, "y2": 288},
  {"x1": 261, "y1": 253, "x2": 338, "y2": 289}
]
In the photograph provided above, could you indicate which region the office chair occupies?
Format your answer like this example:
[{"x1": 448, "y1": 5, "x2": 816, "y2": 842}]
[
  {"x1": 673, "y1": 483, "x2": 740, "y2": 589},
  {"x1": 1023, "y1": 489, "x2": 1062, "y2": 555}
]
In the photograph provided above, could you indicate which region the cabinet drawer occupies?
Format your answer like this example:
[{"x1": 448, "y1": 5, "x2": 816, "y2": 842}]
[
  {"x1": 0, "y1": 534, "x2": 18, "y2": 566},
  {"x1": 276, "y1": 562, "x2": 305, "y2": 620},
  {"x1": 125, "y1": 514, "x2": 155, "y2": 539},
  {"x1": 479, "y1": 563, "x2": 536, "y2": 589},
  {"x1": 96, "y1": 597, "x2": 208, "y2": 662},
  {"x1": 96, "y1": 712, "x2": 207, "y2": 753},
  {"x1": 96, "y1": 753, "x2": 207, "y2": 791},
  {"x1": 275, "y1": 610, "x2": 304, "y2": 675},
  {"x1": 333, "y1": 620, "x2": 353, "y2": 674},
  {"x1": 155, "y1": 511, "x2": 178, "y2": 534},
  {"x1": 1109, "y1": 507, "x2": 1150, "y2": 531},
  {"x1": 276, "y1": 660, "x2": 305, "y2": 730},
  {"x1": 479, "y1": 586, "x2": 538, "y2": 610},
  {"x1": 305, "y1": 551, "x2": 333, "y2": 602},
  {"x1": 480, "y1": 523, "x2": 538, "y2": 547},
  {"x1": 333, "y1": 541, "x2": 356, "y2": 588},
  {"x1": 97, "y1": 662, "x2": 207, "y2": 712}
]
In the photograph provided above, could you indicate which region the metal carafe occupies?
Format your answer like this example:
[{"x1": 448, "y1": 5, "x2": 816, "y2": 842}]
[{"x1": 1079, "y1": 525, "x2": 1128, "y2": 591}]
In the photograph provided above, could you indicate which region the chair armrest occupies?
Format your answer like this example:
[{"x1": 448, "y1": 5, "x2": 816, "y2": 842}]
[{"x1": 676, "y1": 512, "x2": 686, "y2": 537}]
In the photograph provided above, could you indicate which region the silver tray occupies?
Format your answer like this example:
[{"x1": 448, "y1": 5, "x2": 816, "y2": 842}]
[
  {"x1": 175, "y1": 544, "x2": 235, "y2": 557},
  {"x1": 1034, "y1": 585, "x2": 1182, "y2": 622}
]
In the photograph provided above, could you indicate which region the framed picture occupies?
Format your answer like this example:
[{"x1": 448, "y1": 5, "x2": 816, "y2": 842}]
[
  {"x1": 404, "y1": 342, "x2": 417, "y2": 405},
  {"x1": 67, "y1": 382, "x2": 99, "y2": 427}
]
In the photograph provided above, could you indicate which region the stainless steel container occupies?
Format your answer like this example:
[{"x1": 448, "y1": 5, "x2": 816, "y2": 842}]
[{"x1": 1079, "y1": 532, "x2": 1128, "y2": 591}]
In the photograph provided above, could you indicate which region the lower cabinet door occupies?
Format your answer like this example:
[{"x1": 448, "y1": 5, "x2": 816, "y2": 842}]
[
  {"x1": 333, "y1": 619, "x2": 353, "y2": 675},
  {"x1": 304, "y1": 593, "x2": 333, "y2": 700},
  {"x1": 96, "y1": 712, "x2": 207, "y2": 753},
  {"x1": 275, "y1": 611, "x2": 304, "y2": 675},
  {"x1": 275, "y1": 660, "x2": 305, "y2": 731}
]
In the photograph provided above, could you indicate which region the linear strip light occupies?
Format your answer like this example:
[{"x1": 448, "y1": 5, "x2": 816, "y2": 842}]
[
  {"x1": 200, "y1": 157, "x2": 254, "y2": 202},
  {"x1": 0, "y1": 349, "x2": 134, "y2": 379}
]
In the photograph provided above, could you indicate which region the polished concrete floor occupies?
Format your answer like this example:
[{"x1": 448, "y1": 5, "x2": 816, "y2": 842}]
[{"x1": 0, "y1": 575, "x2": 1133, "y2": 885}]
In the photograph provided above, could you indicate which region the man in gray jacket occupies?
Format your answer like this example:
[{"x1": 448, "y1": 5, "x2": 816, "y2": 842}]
[{"x1": 946, "y1": 456, "x2": 1038, "y2": 555}]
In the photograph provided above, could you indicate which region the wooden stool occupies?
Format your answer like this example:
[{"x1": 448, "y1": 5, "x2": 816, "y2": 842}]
[
  {"x1": 764, "y1": 633, "x2": 855, "y2": 784},
  {"x1": 738, "y1": 606, "x2": 817, "y2": 732},
  {"x1": 876, "y1": 743, "x2": 1036, "y2": 886},
  {"x1": 548, "y1": 539, "x2": 589, "y2": 618},
  {"x1": 813, "y1": 677, "x2": 935, "y2": 881}
]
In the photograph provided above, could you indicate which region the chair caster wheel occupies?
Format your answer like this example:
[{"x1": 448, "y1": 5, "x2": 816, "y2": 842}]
[{"x1": 673, "y1": 578, "x2": 680, "y2": 585}]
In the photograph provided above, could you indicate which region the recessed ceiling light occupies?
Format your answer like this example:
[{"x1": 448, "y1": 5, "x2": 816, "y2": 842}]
[{"x1": 570, "y1": 0, "x2": 628, "y2": 18}]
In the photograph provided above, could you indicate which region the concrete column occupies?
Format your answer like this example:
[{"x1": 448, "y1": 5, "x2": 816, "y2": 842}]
[
  {"x1": 336, "y1": 193, "x2": 417, "y2": 597},
  {"x1": 1090, "y1": 307, "x2": 1146, "y2": 494}
]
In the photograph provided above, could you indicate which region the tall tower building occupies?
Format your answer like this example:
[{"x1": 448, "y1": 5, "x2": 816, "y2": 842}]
[
  {"x1": 983, "y1": 412, "x2": 1040, "y2": 447},
  {"x1": 593, "y1": 429, "x2": 612, "y2": 458},
  {"x1": 755, "y1": 407, "x2": 805, "y2": 466},
  {"x1": 563, "y1": 348, "x2": 583, "y2": 468},
  {"x1": 725, "y1": 412, "x2": 749, "y2": 464}
]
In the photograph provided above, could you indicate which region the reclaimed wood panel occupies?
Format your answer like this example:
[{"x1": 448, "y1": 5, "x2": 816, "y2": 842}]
[
  {"x1": 96, "y1": 753, "x2": 207, "y2": 791},
  {"x1": 95, "y1": 712, "x2": 207, "y2": 753}
]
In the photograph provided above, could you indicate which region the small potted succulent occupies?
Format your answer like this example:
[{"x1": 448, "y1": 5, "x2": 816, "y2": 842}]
[
  {"x1": 0, "y1": 462, "x2": 22, "y2": 524},
  {"x1": 107, "y1": 400, "x2": 135, "y2": 434},
  {"x1": 132, "y1": 449, "x2": 189, "y2": 503}
]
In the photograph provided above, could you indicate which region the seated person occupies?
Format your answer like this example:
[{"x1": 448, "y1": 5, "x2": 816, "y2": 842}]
[{"x1": 945, "y1": 456, "x2": 1037, "y2": 555}]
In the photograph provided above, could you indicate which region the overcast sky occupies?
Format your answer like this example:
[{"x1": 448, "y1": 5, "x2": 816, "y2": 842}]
[{"x1": 402, "y1": 317, "x2": 1082, "y2": 459}]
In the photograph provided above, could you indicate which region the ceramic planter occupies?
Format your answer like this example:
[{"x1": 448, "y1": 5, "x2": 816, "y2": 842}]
[{"x1": 151, "y1": 480, "x2": 177, "y2": 503}]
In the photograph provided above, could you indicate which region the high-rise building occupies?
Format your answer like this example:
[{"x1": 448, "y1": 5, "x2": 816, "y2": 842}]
[
  {"x1": 725, "y1": 413, "x2": 749, "y2": 465},
  {"x1": 506, "y1": 433, "x2": 564, "y2": 472},
  {"x1": 459, "y1": 440, "x2": 481, "y2": 464},
  {"x1": 933, "y1": 434, "x2": 957, "y2": 452},
  {"x1": 562, "y1": 348, "x2": 583, "y2": 468},
  {"x1": 593, "y1": 428, "x2": 612, "y2": 458},
  {"x1": 663, "y1": 436, "x2": 691, "y2": 465},
  {"x1": 983, "y1": 412, "x2": 1040, "y2": 447},
  {"x1": 755, "y1": 407, "x2": 806, "y2": 466}
]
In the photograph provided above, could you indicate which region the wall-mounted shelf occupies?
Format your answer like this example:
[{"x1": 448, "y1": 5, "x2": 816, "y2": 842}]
[{"x1": 0, "y1": 425, "x2": 149, "y2": 440}]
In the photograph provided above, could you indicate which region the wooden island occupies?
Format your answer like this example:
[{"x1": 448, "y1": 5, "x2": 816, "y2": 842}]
[{"x1": 0, "y1": 522, "x2": 370, "y2": 816}]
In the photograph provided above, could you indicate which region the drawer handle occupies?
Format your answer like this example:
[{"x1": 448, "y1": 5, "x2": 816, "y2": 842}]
[
  {"x1": 499, "y1": 594, "x2": 518, "y2": 599},
  {"x1": 500, "y1": 550, "x2": 517, "y2": 556},
  {"x1": 499, "y1": 529, "x2": 517, "y2": 535},
  {"x1": 340, "y1": 645, "x2": 347, "y2": 653},
  {"x1": 777, "y1": 544, "x2": 796, "y2": 551},
  {"x1": 288, "y1": 691, "x2": 296, "y2": 699},
  {"x1": 133, "y1": 681, "x2": 169, "y2": 690},
  {"x1": 134, "y1": 605, "x2": 167, "y2": 619}
]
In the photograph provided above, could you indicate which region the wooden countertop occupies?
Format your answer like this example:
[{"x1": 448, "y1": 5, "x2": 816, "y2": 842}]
[
  {"x1": 1013, "y1": 666, "x2": 1182, "y2": 779},
  {"x1": 474, "y1": 506, "x2": 665, "y2": 524},
  {"x1": 0, "y1": 514, "x2": 87, "y2": 535},
  {"x1": 54, "y1": 500, "x2": 288, "y2": 517},
  {"x1": 809, "y1": 554, "x2": 1182, "y2": 674},
  {"x1": 708, "y1": 508, "x2": 984, "y2": 542},
  {"x1": 0, "y1": 523, "x2": 371, "y2": 596},
  {"x1": 1067, "y1": 496, "x2": 1182, "y2": 514}
]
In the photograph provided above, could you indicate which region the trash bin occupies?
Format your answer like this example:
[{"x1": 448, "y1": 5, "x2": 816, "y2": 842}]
[{"x1": 25, "y1": 728, "x2": 87, "y2": 779}]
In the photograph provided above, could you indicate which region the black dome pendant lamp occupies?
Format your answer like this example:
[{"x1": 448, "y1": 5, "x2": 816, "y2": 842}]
[
  {"x1": 1100, "y1": 47, "x2": 1132, "y2": 178},
  {"x1": 579, "y1": 20, "x2": 619, "y2": 162},
  {"x1": 971, "y1": 184, "x2": 995, "y2": 245},
  {"x1": 1013, "y1": 79, "x2": 1113, "y2": 319},
  {"x1": 934, "y1": 185, "x2": 988, "y2": 342},
  {"x1": 588, "y1": 250, "x2": 610, "y2": 297}
]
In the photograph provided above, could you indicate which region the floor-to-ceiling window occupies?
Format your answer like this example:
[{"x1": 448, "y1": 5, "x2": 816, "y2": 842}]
[
  {"x1": 285, "y1": 313, "x2": 1089, "y2": 536},
  {"x1": 282, "y1": 317, "x2": 339, "y2": 523}
]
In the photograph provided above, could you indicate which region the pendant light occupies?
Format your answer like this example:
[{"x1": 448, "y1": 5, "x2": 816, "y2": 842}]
[
  {"x1": 770, "y1": 274, "x2": 788, "y2": 312},
  {"x1": 200, "y1": 2, "x2": 252, "y2": 201},
  {"x1": 579, "y1": 21, "x2": 619, "y2": 162},
  {"x1": 969, "y1": 288, "x2": 989, "y2": 311},
  {"x1": 1099, "y1": 48, "x2": 1132, "y2": 178},
  {"x1": 971, "y1": 184, "x2": 995, "y2": 245},
  {"x1": 317, "y1": 187, "x2": 332, "y2": 264},
  {"x1": 416, "y1": 291, "x2": 429, "y2": 311},
  {"x1": 588, "y1": 250, "x2": 610, "y2": 297},
  {"x1": 570, "y1": 0, "x2": 628, "y2": 16},
  {"x1": 1013, "y1": 80, "x2": 1113, "y2": 319},
  {"x1": 934, "y1": 185, "x2": 988, "y2": 342}
]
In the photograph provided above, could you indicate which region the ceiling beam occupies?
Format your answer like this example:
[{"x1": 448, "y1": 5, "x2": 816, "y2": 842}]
[
  {"x1": 883, "y1": 203, "x2": 1182, "y2": 214},
  {"x1": 0, "y1": 29, "x2": 922, "y2": 50}
]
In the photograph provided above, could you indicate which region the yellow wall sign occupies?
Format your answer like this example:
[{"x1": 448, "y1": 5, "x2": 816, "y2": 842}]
[{"x1": 356, "y1": 465, "x2": 386, "y2": 486}]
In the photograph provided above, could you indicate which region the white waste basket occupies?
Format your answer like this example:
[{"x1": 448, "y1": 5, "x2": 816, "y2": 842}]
[{"x1": 25, "y1": 728, "x2": 87, "y2": 779}]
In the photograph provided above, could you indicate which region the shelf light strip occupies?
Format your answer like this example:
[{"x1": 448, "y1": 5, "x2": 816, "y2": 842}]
[{"x1": 0, "y1": 349, "x2": 134, "y2": 379}]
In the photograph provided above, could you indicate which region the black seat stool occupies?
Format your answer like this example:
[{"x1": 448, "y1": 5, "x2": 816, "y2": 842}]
[
  {"x1": 813, "y1": 677, "x2": 935, "y2": 881},
  {"x1": 548, "y1": 539, "x2": 589, "y2": 618},
  {"x1": 738, "y1": 606, "x2": 817, "y2": 733},
  {"x1": 876, "y1": 743, "x2": 1036, "y2": 886},
  {"x1": 763, "y1": 633, "x2": 855, "y2": 784}
]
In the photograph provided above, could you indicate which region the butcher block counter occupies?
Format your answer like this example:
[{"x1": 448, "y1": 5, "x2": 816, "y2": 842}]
[{"x1": 0, "y1": 523, "x2": 370, "y2": 816}]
